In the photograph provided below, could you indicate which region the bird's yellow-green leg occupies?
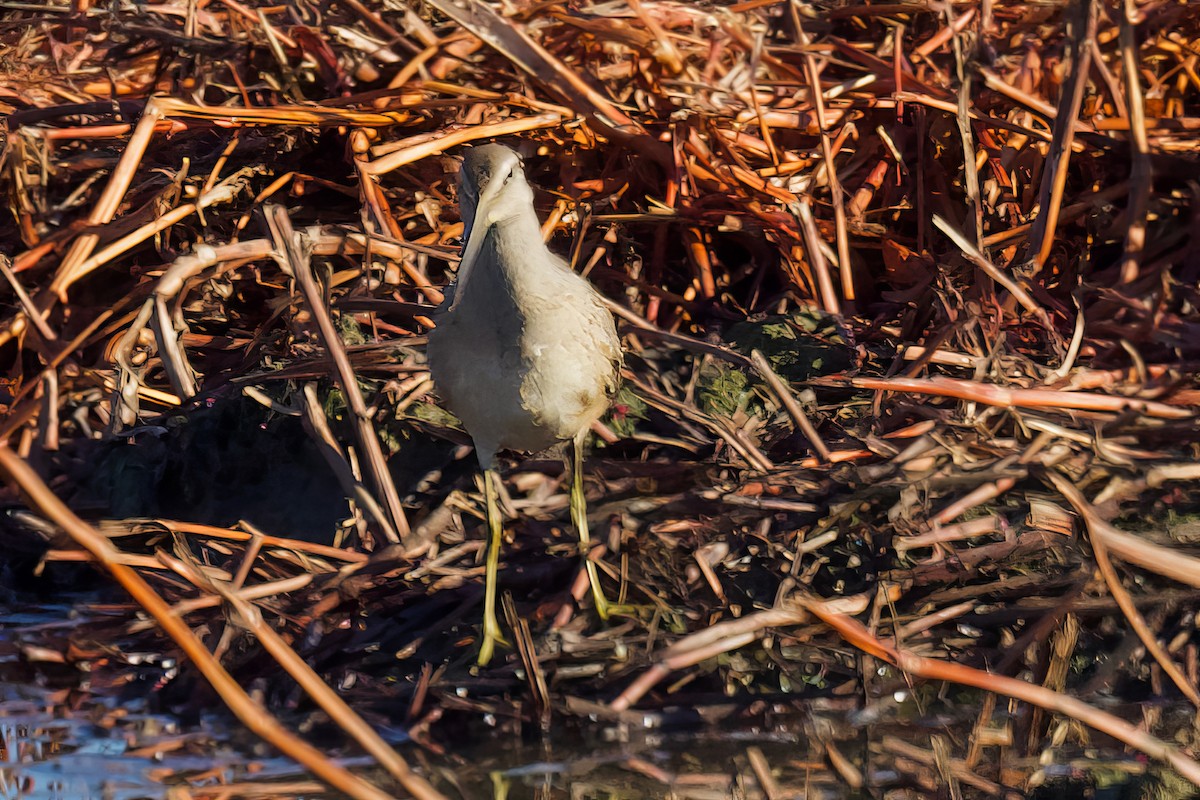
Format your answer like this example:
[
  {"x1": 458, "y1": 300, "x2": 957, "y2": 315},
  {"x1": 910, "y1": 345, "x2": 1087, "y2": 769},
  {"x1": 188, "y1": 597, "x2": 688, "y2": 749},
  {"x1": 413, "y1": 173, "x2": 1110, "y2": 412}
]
[
  {"x1": 478, "y1": 468, "x2": 511, "y2": 666},
  {"x1": 570, "y1": 434, "x2": 611, "y2": 620}
]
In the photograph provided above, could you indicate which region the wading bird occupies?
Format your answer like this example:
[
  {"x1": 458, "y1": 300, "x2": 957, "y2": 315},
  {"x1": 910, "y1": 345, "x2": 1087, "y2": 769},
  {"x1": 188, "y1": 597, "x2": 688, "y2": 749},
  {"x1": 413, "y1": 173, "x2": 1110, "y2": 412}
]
[{"x1": 426, "y1": 144, "x2": 622, "y2": 665}]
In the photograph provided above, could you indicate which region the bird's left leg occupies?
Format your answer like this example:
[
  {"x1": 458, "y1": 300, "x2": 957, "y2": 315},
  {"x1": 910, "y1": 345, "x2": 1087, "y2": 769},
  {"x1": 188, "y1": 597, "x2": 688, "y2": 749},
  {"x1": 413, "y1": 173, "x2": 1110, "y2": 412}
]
[{"x1": 478, "y1": 467, "x2": 511, "y2": 666}]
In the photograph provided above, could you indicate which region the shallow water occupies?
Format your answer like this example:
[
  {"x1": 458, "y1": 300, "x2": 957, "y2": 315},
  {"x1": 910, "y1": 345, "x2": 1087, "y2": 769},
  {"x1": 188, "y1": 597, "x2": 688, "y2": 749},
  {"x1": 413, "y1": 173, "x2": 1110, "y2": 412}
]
[
  {"x1": 0, "y1": 685, "x2": 848, "y2": 799},
  {"x1": 0, "y1": 592, "x2": 1166, "y2": 800},
  {"x1": 0, "y1": 682, "x2": 1157, "y2": 799},
  {"x1": 0, "y1": 683, "x2": 349, "y2": 800}
]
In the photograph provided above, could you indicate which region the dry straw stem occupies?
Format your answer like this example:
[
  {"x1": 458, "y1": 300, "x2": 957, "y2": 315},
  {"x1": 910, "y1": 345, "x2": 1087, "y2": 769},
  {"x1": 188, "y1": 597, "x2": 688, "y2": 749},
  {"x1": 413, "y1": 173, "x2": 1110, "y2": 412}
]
[
  {"x1": 895, "y1": 516, "x2": 1005, "y2": 553},
  {"x1": 823, "y1": 738, "x2": 864, "y2": 790},
  {"x1": 749, "y1": 348, "x2": 830, "y2": 462},
  {"x1": 933, "y1": 214, "x2": 1051, "y2": 330},
  {"x1": 49, "y1": 99, "x2": 164, "y2": 300},
  {"x1": 610, "y1": 601, "x2": 811, "y2": 711},
  {"x1": 611, "y1": 594, "x2": 871, "y2": 711},
  {"x1": 790, "y1": 6, "x2": 853, "y2": 303},
  {"x1": 0, "y1": 446, "x2": 430, "y2": 800},
  {"x1": 1048, "y1": 472, "x2": 1200, "y2": 590},
  {"x1": 299, "y1": 382, "x2": 401, "y2": 544},
  {"x1": 794, "y1": 199, "x2": 840, "y2": 314},
  {"x1": 124, "y1": 573, "x2": 315, "y2": 634},
  {"x1": 1068, "y1": 480, "x2": 1200, "y2": 708},
  {"x1": 1051, "y1": 470, "x2": 1200, "y2": 705},
  {"x1": 1117, "y1": 0, "x2": 1152, "y2": 284},
  {"x1": 879, "y1": 736, "x2": 1021, "y2": 800},
  {"x1": 1027, "y1": 0, "x2": 1098, "y2": 271},
  {"x1": 216, "y1": 584, "x2": 446, "y2": 800},
  {"x1": 268, "y1": 207, "x2": 411, "y2": 547},
  {"x1": 423, "y1": 0, "x2": 646, "y2": 141}
]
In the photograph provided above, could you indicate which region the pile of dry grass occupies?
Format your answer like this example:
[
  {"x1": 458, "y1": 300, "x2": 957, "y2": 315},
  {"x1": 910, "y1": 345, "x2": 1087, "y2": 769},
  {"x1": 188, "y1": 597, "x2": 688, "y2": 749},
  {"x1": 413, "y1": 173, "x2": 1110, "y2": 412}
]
[{"x1": 1, "y1": 0, "x2": 1200, "y2": 796}]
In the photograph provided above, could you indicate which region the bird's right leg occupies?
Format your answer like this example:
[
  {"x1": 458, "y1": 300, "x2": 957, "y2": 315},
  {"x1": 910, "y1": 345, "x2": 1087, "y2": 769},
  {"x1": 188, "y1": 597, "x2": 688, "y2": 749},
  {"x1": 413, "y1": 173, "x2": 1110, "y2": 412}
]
[
  {"x1": 569, "y1": 433, "x2": 652, "y2": 623},
  {"x1": 478, "y1": 467, "x2": 510, "y2": 666},
  {"x1": 570, "y1": 432, "x2": 612, "y2": 620}
]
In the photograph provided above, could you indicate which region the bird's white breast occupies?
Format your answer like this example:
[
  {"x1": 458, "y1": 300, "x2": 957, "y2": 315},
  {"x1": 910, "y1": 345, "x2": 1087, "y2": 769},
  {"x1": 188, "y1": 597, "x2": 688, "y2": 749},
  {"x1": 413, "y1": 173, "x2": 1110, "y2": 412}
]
[{"x1": 427, "y1": 222, "x2": 621, "y2": 469}]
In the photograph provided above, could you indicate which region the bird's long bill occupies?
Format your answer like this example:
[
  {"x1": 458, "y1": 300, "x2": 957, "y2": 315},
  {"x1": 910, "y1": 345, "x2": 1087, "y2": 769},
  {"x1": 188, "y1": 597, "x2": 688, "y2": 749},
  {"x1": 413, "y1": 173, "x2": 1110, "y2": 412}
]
[{"x1": 447, "y1": 179, "x2": 506, "y2": 312}]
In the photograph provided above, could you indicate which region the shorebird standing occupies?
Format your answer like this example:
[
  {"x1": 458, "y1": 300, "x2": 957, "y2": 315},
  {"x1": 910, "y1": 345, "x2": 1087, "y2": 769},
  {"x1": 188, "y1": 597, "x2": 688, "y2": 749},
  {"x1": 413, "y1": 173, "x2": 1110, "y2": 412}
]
[{"x1": 426, "y1": 143, "x2": 622, "y2": 666}]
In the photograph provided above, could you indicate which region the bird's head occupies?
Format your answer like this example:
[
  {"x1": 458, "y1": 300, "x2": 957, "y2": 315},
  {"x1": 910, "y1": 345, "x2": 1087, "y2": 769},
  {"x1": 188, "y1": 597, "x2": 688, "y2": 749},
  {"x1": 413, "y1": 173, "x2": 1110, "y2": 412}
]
[
  {"x1": 459, "y1": 144, "x2": 535, "y2": 232},
  {"x1": 450, "y1": 143, "x2": 536, "y2": 311}
]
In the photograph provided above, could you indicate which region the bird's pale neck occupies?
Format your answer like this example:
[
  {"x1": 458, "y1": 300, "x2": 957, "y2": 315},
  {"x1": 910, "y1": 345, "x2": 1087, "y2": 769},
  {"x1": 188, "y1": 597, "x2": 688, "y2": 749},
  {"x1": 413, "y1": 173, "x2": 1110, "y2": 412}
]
[
  {"x1": 482, "y1": 208, "x2": 562, "y2": 285},
  {"x1": 488, "y1": 205, "x2": 544, "y2": 247}
]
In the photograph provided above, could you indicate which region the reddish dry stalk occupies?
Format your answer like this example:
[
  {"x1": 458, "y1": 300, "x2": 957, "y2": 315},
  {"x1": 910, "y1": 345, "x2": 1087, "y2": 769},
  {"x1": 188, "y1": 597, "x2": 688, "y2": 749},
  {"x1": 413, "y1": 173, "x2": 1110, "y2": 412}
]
[
  {"x1": 830, "y1": 375, "x2": 1194, "y2": 419},
  {"x1": 365, "y1": 111, "x2": 565, "y2": 175},
  {"x1": 156, "y1": 520, "x2": 368, "y2": 562},
  {"x1": 804, "y1": 598, "x2": 1200, "y2": 788}
]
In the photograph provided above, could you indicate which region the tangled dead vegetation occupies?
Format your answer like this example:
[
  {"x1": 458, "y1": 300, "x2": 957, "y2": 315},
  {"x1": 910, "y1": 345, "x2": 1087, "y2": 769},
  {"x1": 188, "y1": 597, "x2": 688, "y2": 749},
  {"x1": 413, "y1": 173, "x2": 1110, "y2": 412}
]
[{"x1": 2, "y1": 0, "x2": 1200, "y2": 796}]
